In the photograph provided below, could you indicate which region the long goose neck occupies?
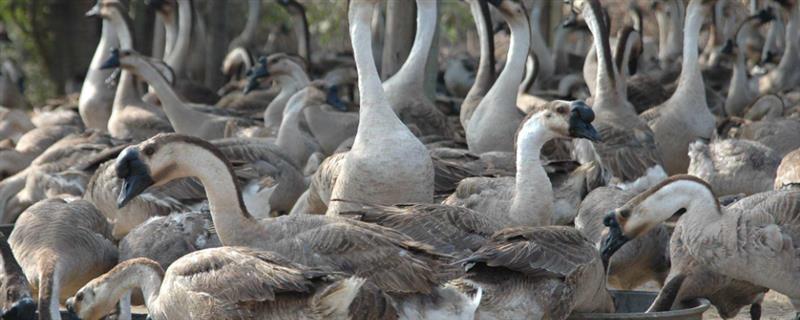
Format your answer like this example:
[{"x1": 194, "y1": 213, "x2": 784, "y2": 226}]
[
  {"x1": 288, "y1": 3, "x2": 311, "y2": 61},
  {"x1": 239, "y1": 0, "x2": 261, "y2": 47},
  {"x1": 276, "y1": 92, "x2": 307, "y2": 166},
  {"x1": 88, "y1": 19, "x2": 119, "y2": 70},
  {"x1": 264, "y1": 74, "x2": 307, "y2": 131},
  {"x1": 166, "y1": 0, "x2": 193, "y2": 75},
  {"x1": 350, "y1": 0, "x2": 402, "y2": 129},
  {"x1": 156, "y1": 8, "x2": 177, "y2": 58},
  {"x1": 584, "y1": 1, "x2": 622, "y2": 110},
  {"x1": 467, "y1": 0, "x2": 494, "y2": 100},
  {"x1": 171, "y1": 143, "x2": 255, "y2": 245},
  {"x1": 666, "y1": 0, "x2": 685, "y2": 56},
  {"x1": 37, "y1": 255, "x2": 61, "y2": 320},
  {"x1": 485, "y1": 6, "x2": 530, "y2": 106},
  {"x1": 511, "y1": 116, "x2": 554, "y2": 226},
  {"x1": 127, "y1": 58, "x2": 207, "y2": 131},
  {"x1": 107, "y1": 9, "x2": 138, "y2": 108},
  {"x1": 105, "y1": 262, "x2": 164, "y2": 313},
  {"x1": 674, "y1": 0, "x2": 705, "y2": 96},
  {"x1": 529, "y1": 4, "x2": 553, "y2": 82},
  {"x1": 777, "y1": 5, "x2": 800, "y2": 69},
  {"x1": 389, "y1": 0, "x2": 437, "y2": 90}
]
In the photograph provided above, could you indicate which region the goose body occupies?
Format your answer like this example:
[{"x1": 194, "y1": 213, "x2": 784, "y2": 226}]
[
  {"x1": 10, "y1": 199, "x2": 119, "y2": 320},
  {"x1": 688, "y1": 139, "x2": 782, "y2": 196},
  {"x1": 67, "y1": 249, "x2": 363, "y2": 320},
  {"x1": 325, "y1": 0, "x2": 434, "y2": 215},
  {"x1": 603, "y1": 176, "x2": 800, "y2": 318}
]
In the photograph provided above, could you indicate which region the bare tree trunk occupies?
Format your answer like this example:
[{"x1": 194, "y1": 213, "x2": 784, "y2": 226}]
[
  {"x1": 204, "y1": 0, "x2": 228, "y2": 90},
  {"x1": 380, "y1": 0, "x2": 415, "y2": 80}
]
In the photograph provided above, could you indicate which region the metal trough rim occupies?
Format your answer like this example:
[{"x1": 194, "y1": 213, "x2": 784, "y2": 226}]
[{"x1": 569, "y1": 290, "x2": 711, "y2": 319}]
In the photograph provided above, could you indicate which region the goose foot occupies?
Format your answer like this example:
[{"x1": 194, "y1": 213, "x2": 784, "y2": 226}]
[{"x1": 748, "y1": 303, "x2": 760, "y2": 320}]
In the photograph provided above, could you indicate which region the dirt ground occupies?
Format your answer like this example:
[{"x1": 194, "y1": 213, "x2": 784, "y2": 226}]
[{"x1": 703, "y1": 291, "x2": 795, "y2": 320}]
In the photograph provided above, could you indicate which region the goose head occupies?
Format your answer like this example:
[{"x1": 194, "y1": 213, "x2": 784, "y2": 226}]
[
  {"x1": 84, "y1": 0, "x2": 126, "y2": 18},
  {"x1": 244, "y1": 53, "x2": 306, "y2": 94},
  {"x1": 66, "y1": 259, "x2": 164, "y2": 320},
  {"x1": 114, "y1": 134, "x2": 227, "y2": 208},
  {"x1": 487, "y1": 0, "x2": 528, "y2": 24},
  {"x1": 516, "y1": 100, "x2": 600, "y2": 145},
  {"x1": 144, "y1": 0, "x2": 175, "y2": 13},
  {"x1": 99, "y1": 49, "x2": 175, "y2": 85},
  {"x1": 306, "y1": 80, "x2": 347, "y2": 111},
  {"x1": 1, "y1": 296, "x2": 35, "y2": 320},
  {"x1": 600, "y1": 175, "x2": 716, "y2": 264}
]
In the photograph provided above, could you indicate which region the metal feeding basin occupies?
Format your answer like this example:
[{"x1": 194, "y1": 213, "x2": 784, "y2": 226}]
[{"x1": 569, "y1": 291, "x2": 710, "y2": 320}]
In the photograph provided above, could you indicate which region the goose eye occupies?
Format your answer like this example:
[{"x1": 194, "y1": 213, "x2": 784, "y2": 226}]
[
  {"x1": 142, "y1": 146, "x2": 155, "y2": 156},
  {"x1": 76, "y1": 292, "x2": 83, "y2": 301},
  {"x1": 618, "y1": 209, "x2": 630, "y2": 218},
  {"x1": 556, "y1": 105, "x2": 569, "y2": 114}
]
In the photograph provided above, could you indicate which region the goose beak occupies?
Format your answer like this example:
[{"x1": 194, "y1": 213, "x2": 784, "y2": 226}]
[
  {"x1": 600, "y1": 212, "x2": 629, "y2": 267},
  {"x1": 568, "y1": 101, "x2": 601, "y2": 142},
  {"x1": 720, "y1": 39, "x2": 734, "y2": 55},
  {"x1": 100, "y1": 49, "x2": 121, "y2": 70},
  {"x1": 65, "y1": 298, "x2": 82, "y2": 320},
  {"x1": 2, "y1": 296, "x2": 35, "y2": 320},
  {"x1": 85, "y1": 4, "x2": 100, "y2": 17},
  {"x1": 326, "y1": 86, "x2": 347, "y2": 111},
  {"x1": 115, "y1": 148, "x2": 154, "y2": 208}
]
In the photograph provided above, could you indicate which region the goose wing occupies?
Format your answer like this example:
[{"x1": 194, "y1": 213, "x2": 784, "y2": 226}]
[
  {"x1": 263, "y1": 215, "x2": 459, "y2": 295},
  {"x1": 460, "y1": 226, "x2": 598, "y2": 279},
  {"x1": 592, "y1": 121, "x2": 663, "y2": 183},
  {"x1": 340, "y1": 202, "x2": 502, "y2": 256}
]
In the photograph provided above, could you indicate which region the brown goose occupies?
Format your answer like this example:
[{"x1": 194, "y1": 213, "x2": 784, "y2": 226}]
[
  {"x1": 113, "y1": 133, "x2": 477, "y2": 319},
  {"x1": 642, "y1": 0, "x2": 716, "y2": 175},
  {"x1": 576, "y1": 0, "x2": 666, "y2": 193},
  {"x1": 10, "y1": 199, "x2": 120, "y2": 320},
  {"x1": 602, "y1": 175, "x2": 800, "y2": 320},
  {"x1": 66, "y1": 249, "x2": 363, "y2": 320}
]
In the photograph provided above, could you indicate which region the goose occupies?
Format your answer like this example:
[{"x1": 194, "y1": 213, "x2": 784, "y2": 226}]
[
  {"x1": 443, "y1": 54, "x2": 476, "y2": 99},
  {"x1": 444, "y1": 100, "x2": 600, "y2": 228},
  {"x1": 338, "y1": 101, "x2": 602, "y2": 253},
  {"x1": 85, "y1": 136, "x2": 304, "y2": 237},
  {"x1": 218, "y1": 47, "x2": 254, "y2": 96},
  {"x1": 145, "y1": 0, "x2": 219, "y2": 105},
  {"x1": 0, "y1": 125, "x2": 81, "y2": 180},
  {"x1": 576, "y1": 0, "x2": 666, "y2": 193},
  {"x1": 227, "y1": 0, "x2": 260, "y2": 51},
  {"x1": 113, "y1": 133, "x2": 481, "y2": 319},
  {"x1": 456, "y1": 226, "x2": 615, "y2": 319},
  {"x1": 80, "y1": 0, "x2": 119, "y2": 132},
  {"x1": 0, "y1": 130, "x2": 121, "y2": 223},
  {"x1": 301, "y1": 82, "x2": 358, "y2": 155},
  {"x1": 66, "y1": 249, "x2": 364, "y2": 320},
  {"x1": 775, "y1": 148, "x2": 800, "y2": 191},
  {"x1": 278, "y1": 0, "x2": 311, "y2": 64},
  {"x1": 759, "y1": 1, "x2": 800, "y2": 94},
  {"x1": 274, "y1": 85, "x2": 324, "y2": 168},
  {"x1": 642, "y1": 0, "x2": 716, "y2": 175},
  {"x1": 730, "y1": 116, "x2": 800, "y2": 157},
  {"x1": 459, "y1": 0, "x2": 495, "y2": 132},
  {"x1": 759, "y1": 2, "x2": 784, "y2": 67},
  {"x1": 688, "y1": 139, "x2": 782, "y2": 196},
  {"x1": 742, "y1": 94, "x2": 785, "y2": 121},
  {"x1": 381, "y1": 0, "x2": 450, "y2": 139},
  {"x1": 656, "y1": 0, "x2": 685, "y2": 69},
  {"x1": 246, "y1": 54, "x2": 311, "y2": 136},
  {"x1": 0, "y1": 232, "x2": 35, "y2": 319},
  {"x1": 647, "y1": 220, "x2": 767, "y2": 319},
  {"x1": 118, "y1": 209, "x2": 220, "y2": 305},
  {"x1": 101, "y1": 49, "x2": 259, "y2": 141},
  {"x1": 95, "y1": 0, "x2": 173, "y2": 141},
  {"x1": 724, "y1": 10, "x2": 775, "y2": 117},
  {"x1": 576, "y1": 186, "x2": 670, "y2": 289},
  {"x1": 465, "y1": 0, "x2": 527, "y2": 154},
  {"x1": 9, "y1": 198, "x2": 121, "y2": 320},
  {"x1": 0, "y1": 106, "x2": 34, "y2": 144},
  {"x1": 601, "y1": 175, "x2": 800, "y2": 320},
  {"x1": 325, "y1": 0, "x2": 434, "y2": 215}
]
